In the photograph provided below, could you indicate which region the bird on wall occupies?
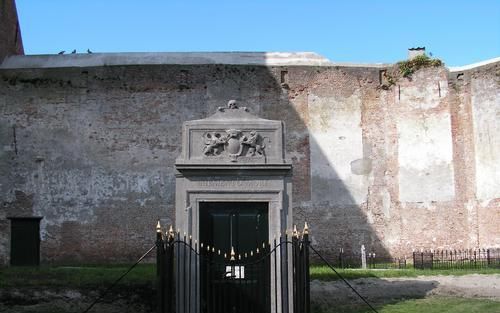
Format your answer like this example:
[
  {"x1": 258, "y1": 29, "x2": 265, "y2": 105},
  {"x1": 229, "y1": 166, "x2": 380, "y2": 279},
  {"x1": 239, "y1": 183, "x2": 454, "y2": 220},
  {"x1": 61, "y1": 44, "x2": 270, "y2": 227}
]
[
  {"x1": 71, "y1": 49, "x2": 76, "y2": 54},
  {"x1": 58, "y1": 50, "x2": 65, "y2": 54}
]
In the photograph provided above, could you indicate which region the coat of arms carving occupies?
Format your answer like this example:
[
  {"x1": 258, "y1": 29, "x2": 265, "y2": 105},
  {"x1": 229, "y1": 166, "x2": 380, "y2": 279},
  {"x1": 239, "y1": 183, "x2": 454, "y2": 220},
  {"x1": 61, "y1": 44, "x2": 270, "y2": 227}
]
[{"x1": 203, "y1": 129, "x2": 267, "y2": 162}]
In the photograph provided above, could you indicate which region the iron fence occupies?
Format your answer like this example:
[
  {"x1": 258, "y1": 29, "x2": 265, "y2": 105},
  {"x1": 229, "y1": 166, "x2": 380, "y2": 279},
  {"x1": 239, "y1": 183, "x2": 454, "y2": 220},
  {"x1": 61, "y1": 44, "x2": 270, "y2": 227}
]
[
  {"x1": 413, "y1": 248, "x2": 500, "y2": 270},
  {"x1": 316, "y1": 250, "x2": 406, "y2": 269},
  {"x1": 156, "y1": 228, "x2": 311, "y2": 313},
  {"x1": 317, "y1": 247, "x2": 500, "y2": 270},
  {"x1": 367, "y1": 253, "x2": 407, "y2": 269}
]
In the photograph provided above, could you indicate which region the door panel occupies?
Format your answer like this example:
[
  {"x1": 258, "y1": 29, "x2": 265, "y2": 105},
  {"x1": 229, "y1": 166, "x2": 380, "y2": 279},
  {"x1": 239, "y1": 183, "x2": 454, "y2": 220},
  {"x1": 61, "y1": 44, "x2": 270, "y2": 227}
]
[
  {"x1": 200, "y1": 202, "x2": 268, "y2": 255},
  {"x1": 199, "y1": 202, "x2": 269, "y2": 313}
]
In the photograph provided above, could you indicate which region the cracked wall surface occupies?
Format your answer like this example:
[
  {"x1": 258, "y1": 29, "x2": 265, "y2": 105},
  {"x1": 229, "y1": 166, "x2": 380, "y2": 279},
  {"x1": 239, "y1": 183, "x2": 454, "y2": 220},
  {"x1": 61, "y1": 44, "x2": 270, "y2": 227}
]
[{"x1": 0, "y1": 59, "x2": 499, "y2": 264}]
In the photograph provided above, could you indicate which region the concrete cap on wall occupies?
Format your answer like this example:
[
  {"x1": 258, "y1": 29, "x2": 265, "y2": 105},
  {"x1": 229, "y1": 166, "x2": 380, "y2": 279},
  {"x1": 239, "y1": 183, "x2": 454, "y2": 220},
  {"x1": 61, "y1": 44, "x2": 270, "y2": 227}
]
[{"x1": 0, "y1": 52, "x2": 334, "y2": 68}]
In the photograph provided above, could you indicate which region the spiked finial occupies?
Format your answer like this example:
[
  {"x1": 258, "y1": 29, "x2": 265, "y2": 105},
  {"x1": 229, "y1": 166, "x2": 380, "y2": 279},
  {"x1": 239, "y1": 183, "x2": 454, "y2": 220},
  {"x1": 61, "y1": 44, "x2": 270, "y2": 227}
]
[
  {"x1": 293, "y1": 225, "x2": 298, "y2": 238},
  {"x1": 230, "y1": 247, "x2": 236, "y2": 261},
  {"x1": 156, "y1": 220, "x2": 161, "y2": 233},
  {"x1": 168, "y1": 225, "x2": 174, "y2": 238},
  {"x1": 303, "y1": 222, "x2": 309, "y2": 235}
]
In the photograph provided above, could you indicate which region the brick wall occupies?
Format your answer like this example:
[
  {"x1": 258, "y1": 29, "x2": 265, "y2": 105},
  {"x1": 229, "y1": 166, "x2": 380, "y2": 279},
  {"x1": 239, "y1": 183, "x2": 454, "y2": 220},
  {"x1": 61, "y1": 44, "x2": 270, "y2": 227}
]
[
  {"x1": 0, "y1": 0, "x2": 24, "y2": 63},
  {"x1": 0, "y1": 60, "x2": 498, "y2": 264}
]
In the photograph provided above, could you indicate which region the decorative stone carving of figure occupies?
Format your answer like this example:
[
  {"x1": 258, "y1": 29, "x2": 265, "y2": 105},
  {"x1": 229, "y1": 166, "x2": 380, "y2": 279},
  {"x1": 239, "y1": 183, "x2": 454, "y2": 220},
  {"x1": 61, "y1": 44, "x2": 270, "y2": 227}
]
[
  {"x1": 241, "y1": 131, "x2": 265, "y2": 156},
  {"x1": 203, "y1": 133, "x2": 228, "y2": 156}
]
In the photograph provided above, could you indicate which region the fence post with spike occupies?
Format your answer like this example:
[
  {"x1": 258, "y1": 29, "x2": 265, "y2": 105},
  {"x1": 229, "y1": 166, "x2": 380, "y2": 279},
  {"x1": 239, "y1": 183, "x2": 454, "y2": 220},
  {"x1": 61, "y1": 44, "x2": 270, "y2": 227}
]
[
  {"x1": 303, "y1": 222, "x2": 310, "y2": 313},
  {"x1": 292, "y1": 225, "x2": 298, "y2": 313},
  {"x1": 165, "y1": 226, "x2": 175, "y2": 313},
  {"x1": 155, "y1": 221, "x2": 164, "y2": 313}
]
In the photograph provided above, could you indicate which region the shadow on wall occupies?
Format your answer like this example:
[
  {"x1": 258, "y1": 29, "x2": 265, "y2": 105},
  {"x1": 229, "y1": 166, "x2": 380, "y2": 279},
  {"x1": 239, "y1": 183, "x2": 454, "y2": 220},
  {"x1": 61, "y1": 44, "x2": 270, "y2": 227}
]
[
  {"x1": 178, "y1": 55, "x2": 390, "y2": 259},
  {"x1": 254, "y1": 61, "x2": 390, "y2": 260}
]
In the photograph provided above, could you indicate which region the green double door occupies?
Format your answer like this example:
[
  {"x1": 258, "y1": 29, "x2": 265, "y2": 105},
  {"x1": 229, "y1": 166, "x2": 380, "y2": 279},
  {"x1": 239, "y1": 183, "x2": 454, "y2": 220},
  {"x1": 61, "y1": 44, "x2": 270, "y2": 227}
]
[{"x1": 199, "y1": 202, "x2": 269, "y2": 313}]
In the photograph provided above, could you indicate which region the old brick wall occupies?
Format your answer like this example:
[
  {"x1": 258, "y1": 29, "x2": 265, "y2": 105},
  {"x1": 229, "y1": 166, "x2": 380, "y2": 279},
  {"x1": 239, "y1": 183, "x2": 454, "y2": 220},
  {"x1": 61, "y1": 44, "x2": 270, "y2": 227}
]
[
  {"x1": 0, "y1": 59, "x2": 498, "y2": 264},
  {"x1": 0, "y1": 0, "x2": 24, "y2": 63}
]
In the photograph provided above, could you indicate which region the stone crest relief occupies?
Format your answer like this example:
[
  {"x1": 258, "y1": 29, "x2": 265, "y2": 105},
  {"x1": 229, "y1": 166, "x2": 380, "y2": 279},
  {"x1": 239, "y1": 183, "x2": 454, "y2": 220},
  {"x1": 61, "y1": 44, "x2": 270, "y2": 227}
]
[{"x1": 203, "y1": 129, "x2": 267, "y2": 162}]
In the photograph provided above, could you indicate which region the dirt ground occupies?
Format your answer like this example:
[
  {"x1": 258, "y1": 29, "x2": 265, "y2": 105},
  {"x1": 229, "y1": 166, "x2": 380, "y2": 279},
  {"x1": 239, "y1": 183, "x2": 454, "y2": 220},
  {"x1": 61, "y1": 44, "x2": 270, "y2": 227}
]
[
  {"x1": 1, "y1": 274, "x2": 499, "y2": 312},
  {"x1": 311, "y1": 274, "x2": 500, "y2": 308}
]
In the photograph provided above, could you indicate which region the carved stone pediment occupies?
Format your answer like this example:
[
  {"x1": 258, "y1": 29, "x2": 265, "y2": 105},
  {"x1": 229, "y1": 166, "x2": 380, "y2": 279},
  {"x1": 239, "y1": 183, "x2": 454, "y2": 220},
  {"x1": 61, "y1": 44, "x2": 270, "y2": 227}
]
[{"x1": 176, "y1": 100, "x2": 290, "y2": 167}]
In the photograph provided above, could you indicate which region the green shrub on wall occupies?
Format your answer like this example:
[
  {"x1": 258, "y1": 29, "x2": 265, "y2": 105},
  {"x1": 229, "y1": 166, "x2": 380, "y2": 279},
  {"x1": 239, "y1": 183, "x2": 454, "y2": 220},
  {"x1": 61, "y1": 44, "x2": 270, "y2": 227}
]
[
  {"x1": 380, "y1": 55, "x2": 444, "y2": 89},
  {"x1": 397, "y1": 55, "x2": 443, "y2": 77}
]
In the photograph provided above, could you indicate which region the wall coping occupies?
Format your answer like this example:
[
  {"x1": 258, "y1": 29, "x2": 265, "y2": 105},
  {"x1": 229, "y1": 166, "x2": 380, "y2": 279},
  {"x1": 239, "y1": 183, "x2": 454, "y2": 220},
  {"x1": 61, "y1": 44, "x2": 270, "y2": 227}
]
[{"x1": 1, "y1": 51, "x2": 498, "y2": 72}]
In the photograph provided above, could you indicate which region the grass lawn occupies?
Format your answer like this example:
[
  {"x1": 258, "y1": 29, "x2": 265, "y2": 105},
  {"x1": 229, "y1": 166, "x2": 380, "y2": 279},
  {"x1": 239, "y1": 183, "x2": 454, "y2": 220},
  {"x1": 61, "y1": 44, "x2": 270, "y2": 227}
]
[
  {"x1": 310, "y1": 265, "x2": 500, "y2": 281},
  {"x1": 0, "y1": 263, "x2": 156, "y2": 288},
  {"x1": 1, "y1": 264, "x2": 499, "y2": 288},
  {"x1": 313, "y1": 297, "x2": 500, "y2": 313},
  {"x1": 1, "y1": 264, "x2": 499, "y2": 313}
]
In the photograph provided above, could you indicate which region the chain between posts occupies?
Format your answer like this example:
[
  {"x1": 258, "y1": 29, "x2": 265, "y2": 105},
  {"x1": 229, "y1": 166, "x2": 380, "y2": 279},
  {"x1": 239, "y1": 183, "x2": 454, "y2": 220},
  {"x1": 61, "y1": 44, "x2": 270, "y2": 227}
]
[{"x1": 156, "y1": 221, "x2": 311, "y2": 313}]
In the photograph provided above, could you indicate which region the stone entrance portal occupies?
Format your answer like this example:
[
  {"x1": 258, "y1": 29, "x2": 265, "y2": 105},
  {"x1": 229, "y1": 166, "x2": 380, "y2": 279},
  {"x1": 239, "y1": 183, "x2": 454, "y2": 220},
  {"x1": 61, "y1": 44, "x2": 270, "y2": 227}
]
[
  {"x1": 175, "y1": 100, "x2": 293, "y2": 247},
  {"x1": 174, "y1": 100, "x2": 293, "y2": 312}
]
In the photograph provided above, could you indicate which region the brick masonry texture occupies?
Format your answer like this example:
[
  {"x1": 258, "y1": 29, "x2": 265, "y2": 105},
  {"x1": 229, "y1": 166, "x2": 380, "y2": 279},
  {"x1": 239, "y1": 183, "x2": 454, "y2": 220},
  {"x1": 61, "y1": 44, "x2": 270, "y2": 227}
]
[
  {"x1": 0, "y1": 60, "x2": 499, "y2": 264},
  {"x1": 0, "y1": 0, "x2": 24, "y2": 63}
]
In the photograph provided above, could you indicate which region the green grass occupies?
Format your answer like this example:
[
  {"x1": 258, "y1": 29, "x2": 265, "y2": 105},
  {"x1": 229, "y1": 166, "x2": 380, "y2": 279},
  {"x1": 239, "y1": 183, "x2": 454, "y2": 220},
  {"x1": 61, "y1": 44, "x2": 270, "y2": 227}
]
[
  {"x1": 310, "y1": 265, "x2": 500, "y2": 281},
  {"x1": 313, "y1": 297, "x2": 500, "y2": 313},
  {"x1": 0, "y1": 263, "x2": 156, "y2": 288},
  {"x1": 1, "y1": 265, "x2": 499, "y2": 313},
  {"x1": 1, "y1": 264, "x2": 499, "y2": 288}
]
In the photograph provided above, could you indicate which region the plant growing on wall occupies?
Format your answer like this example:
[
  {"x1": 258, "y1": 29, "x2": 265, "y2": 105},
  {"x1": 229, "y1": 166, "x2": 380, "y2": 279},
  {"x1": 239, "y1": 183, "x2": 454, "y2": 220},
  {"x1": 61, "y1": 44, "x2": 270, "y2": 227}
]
[
  {"x1": 379, "y1": 55, "x2": 444, "y2": 89},
  {"x1": 397, "y1": 55, "x2": 443, "y2": 77}
]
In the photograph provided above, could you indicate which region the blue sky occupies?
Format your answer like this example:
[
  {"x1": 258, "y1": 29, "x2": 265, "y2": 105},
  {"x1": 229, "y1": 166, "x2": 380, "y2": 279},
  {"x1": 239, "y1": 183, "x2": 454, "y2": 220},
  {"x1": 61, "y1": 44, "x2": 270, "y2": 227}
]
[{"x1": 16, "y1": 0, "x2": 500, "y2": 66}]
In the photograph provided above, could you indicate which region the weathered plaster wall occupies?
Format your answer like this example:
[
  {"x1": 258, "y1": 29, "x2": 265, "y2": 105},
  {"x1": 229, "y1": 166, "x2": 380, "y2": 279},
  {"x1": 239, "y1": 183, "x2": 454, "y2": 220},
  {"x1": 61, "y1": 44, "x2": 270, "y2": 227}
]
[
  {"x1": 308, "y1": 91, "x2": 370, "y2": 205},
  {"x1": 397, "y1": 68, "x2": 455, "y2": 202},
  {"x1": 468, "y1": 66, "x2": 500, "y2": 248},
  {"x1": 472, "y1": 71, "x2": 500, "y2": 201},
  {"x1": 0, "y1": 0, "x2": 23, "y2": 63},
  {"x1": 0, "y1": 57, "x2": 499, "y2": 264}
]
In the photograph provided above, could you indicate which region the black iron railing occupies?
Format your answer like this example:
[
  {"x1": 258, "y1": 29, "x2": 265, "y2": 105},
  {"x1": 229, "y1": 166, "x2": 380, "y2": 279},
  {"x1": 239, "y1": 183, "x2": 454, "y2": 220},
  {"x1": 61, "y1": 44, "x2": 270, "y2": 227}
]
[
  {"x1": 314, "y1": 247, "x2": 500, "y2": 270},
  {"x1": 413, "y1": 249, "x2": 500, "y2": 270},
  {"x1": 156, "y1": 227, "x2": 311, "y2": 313}
]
